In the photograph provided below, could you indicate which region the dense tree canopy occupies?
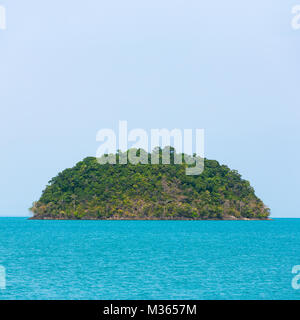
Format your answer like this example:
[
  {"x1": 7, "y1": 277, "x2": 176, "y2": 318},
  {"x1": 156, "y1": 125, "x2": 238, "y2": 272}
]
[{"x1": 30, "y1": 148, "x2": 270, "y2": 220}]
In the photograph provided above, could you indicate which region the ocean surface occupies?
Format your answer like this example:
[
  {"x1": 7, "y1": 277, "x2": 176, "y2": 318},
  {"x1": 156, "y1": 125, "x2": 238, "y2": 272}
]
[{"x1": 0, "y1": 218, "x2": 300, "y2": 300}]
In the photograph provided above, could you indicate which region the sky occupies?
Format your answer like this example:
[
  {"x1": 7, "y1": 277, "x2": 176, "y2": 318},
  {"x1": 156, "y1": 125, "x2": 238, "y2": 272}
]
[{"x1": 0, "y1": 0, "x2": 299, "y2": 217}]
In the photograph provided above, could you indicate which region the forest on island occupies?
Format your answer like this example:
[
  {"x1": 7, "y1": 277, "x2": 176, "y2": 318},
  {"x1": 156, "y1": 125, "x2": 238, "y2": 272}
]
[{"x1": 30, "y1": 147, "x2": 270, "y2": 220}]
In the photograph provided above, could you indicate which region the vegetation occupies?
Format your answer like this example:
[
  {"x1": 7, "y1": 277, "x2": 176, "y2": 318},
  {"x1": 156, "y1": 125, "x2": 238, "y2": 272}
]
[{"x1": 30, "y1": 148, "x2": 270, "y2": 220}]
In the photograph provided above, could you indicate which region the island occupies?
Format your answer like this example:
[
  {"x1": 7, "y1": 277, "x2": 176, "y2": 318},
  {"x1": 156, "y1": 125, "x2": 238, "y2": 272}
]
[{"x1": 30, "y1": 148, "x2": 270, "y2": 220}]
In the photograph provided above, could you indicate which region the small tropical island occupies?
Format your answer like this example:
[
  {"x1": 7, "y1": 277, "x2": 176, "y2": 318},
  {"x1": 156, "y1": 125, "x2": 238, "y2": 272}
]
[{"x1": 30, "y1": 148, "x2": 270, "y2": 220}]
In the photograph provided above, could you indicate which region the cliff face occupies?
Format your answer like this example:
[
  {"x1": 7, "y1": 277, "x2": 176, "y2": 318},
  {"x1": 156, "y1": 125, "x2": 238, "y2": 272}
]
[{"x1": 30, "y1": 151, "x2": 270, "y2": 220}]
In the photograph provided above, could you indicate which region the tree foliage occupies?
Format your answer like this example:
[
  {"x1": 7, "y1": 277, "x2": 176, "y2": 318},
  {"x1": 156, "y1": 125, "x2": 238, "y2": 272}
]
[{"x1": 30, "y1": 148, "x2": 270, "y2": 220}]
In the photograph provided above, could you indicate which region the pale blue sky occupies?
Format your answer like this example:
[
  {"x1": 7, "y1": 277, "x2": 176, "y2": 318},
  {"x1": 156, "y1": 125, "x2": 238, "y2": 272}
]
[{"x1": 0, "y1": 1, "x2": 299, "y2": 217}]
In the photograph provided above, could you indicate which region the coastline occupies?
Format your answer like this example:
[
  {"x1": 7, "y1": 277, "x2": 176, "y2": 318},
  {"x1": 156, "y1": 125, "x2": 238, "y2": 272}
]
[{"x1": 29, "y1": 216, "x2": 271, "y2": 221}]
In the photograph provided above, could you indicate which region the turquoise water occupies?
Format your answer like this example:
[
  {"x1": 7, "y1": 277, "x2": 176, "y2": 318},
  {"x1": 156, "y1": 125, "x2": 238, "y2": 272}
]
[{"x1": 0, "y1": 218, "x2": 300, "y2": 300}]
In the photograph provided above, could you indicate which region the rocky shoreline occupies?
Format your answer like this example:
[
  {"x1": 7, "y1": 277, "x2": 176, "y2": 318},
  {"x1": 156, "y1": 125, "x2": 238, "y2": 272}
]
[{"x1": 29, "y1": 216, "x2": 271, "y2": 221}]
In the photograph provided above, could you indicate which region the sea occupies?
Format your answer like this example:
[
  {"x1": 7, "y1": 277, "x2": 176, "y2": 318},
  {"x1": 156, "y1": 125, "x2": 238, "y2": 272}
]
[{"x1": 0, "y1": 218, "x2": 299, "y2": 300}]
